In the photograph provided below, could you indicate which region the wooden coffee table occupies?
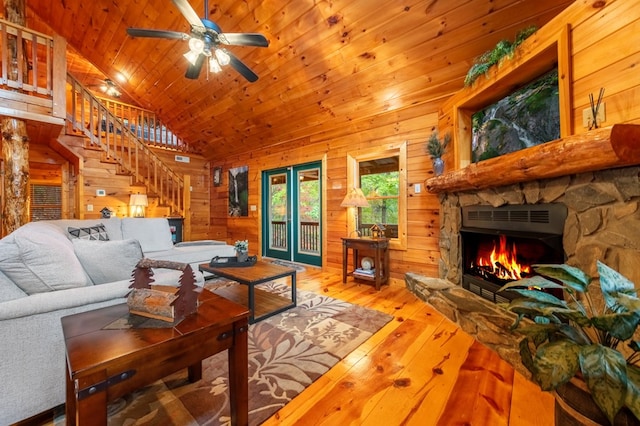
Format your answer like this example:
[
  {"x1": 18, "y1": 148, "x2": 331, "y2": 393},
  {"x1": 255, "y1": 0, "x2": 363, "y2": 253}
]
[
  {"x1": 62, "y1": 288, "x2": 249, "y2": 426},
  {"x1": 199, "y1": 260, "x2": 297, "y2": 324}
]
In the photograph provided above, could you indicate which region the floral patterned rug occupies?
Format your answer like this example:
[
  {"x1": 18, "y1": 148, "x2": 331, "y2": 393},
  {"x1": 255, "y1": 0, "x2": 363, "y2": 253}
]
[{"x1": 54, "y1": 279, "x2": 393, "y2": 425}]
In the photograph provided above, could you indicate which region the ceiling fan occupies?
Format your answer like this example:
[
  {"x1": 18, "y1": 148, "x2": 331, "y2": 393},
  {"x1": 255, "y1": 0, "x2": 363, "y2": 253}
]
[{"x1": 126, "y1": 0, "x2": 269, "y2": 82}]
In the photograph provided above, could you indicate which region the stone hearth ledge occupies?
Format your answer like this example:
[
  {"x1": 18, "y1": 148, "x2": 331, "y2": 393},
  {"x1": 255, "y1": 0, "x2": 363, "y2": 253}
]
[{"x1": 405, "y1": 272, "x2": 529, "y2": 379}]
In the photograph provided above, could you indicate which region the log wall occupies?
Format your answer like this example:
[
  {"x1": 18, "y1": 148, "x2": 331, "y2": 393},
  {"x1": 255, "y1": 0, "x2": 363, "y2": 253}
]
[{"x1": 214, "y1": 0, "x2": 640, "y2": 282}]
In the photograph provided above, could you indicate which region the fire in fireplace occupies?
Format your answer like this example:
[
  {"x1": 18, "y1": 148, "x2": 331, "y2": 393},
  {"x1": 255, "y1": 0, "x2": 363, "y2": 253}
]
[{"x1": 460, "y1": 204, "x2": 567, "y2": 303}]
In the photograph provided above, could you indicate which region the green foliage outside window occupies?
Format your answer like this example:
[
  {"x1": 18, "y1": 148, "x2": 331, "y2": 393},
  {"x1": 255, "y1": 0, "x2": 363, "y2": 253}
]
[{"x1": 359, "y1": 170, "x2": 399, "y2": 225}]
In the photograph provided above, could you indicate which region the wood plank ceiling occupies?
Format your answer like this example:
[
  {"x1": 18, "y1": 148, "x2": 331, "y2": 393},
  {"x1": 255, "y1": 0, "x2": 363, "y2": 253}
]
[{"x1": 22, "y1": 0, "x2": 573, "y2": 160}]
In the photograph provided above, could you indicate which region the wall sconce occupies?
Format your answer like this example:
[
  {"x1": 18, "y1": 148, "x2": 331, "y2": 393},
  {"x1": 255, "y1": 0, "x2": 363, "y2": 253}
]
[
  {"x1": 340, "y1": 187, "x2": 369, "y2": 236},
  {"x1": 129, "y1": 193, "x2": 148, "y2": 218}
]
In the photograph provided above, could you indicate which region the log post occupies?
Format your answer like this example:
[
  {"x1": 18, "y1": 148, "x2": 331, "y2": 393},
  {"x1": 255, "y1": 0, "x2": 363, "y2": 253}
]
[
  {"x1": 2, "y1": 0, "x2": 30, "y2": 236},
  {"x1": 2, "y1": 118, "x2": 30, "y2": 235}
]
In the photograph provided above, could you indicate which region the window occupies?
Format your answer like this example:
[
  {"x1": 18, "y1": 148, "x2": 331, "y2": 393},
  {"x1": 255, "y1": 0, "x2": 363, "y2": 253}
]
[
  {"x1": 30, "y1": 184, "x2": 62, "y2": 221},
  {"x1": 347, "y1": 142, "x2": 407, "y2": 250},
  {"x1": 359, "y1": 157, "x2": 399, "y2": 238}
]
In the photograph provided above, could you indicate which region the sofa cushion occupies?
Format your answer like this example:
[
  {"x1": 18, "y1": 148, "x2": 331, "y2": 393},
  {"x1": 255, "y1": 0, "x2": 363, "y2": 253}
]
[
  {"x1": 67, "y1": 223, "x2": 110, "y2": 241},
  {"x1": 73, "y1": 239, "x2": 143, "y2": 285},
  {"x1": 121, "y1": 218, "x2": 174, "y2": 253},
  {"x1": 0, "y1": 224, "x2": 90, "y2": 294},
  {"x1": 0, "y1": 269, "x2": 27, "y2": 302}
]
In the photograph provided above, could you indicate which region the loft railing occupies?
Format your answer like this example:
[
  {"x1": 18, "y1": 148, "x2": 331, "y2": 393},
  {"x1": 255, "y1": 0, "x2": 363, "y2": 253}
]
[
  {"x1": 66, "y1": 73, "x2": 187, "y2": 217},
  {"x1": 97, "y1": 97, "x2": 191, "y2": 152},
  {"x1": 0, "y1": 18, "x2": 52, "y2": 94},
  {"x1": 0, "y1": 18, "x2": 66, "y2": 120}
]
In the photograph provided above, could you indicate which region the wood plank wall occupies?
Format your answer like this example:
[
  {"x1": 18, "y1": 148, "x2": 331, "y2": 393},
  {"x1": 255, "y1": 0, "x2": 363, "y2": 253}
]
[{"x1": 213, "y1": 0, "x2": 640, "y2": 282}]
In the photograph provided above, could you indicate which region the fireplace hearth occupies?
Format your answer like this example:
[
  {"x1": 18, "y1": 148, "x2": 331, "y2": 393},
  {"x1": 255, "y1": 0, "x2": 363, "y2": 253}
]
[{"x1": 460, "y1": 204, "x2": 567, "y2": 303}]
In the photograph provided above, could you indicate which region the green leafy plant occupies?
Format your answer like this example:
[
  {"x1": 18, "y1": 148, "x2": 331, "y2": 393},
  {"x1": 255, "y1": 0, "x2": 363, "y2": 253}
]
[
  {"x1": 464, "y1": 26, "x2": 537, "y2": 87},
  {"x1": 234, "y1": 240, "x2": 248, "y2": 252},
  {"x1": 499, "y1": 261, "x2": 640, "y2": 424},
  {"x1": 425, "y1": 132, "x2": 451, "y2": 159}
]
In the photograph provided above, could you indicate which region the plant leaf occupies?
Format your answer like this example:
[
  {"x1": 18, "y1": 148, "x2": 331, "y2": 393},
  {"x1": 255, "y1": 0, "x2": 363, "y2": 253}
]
[
  {"x1": 592, "y1": 311, "x2": 640, "y2": 341},
  {"x1": 533, "y1": 264, "x2": 590, "y2": 293},
  {"x1": 499, "y1": 275, "x2": 564, "y2": 292},
  {"x1": 598, "y1": 261, "x2": 638, "y2": 310},
  {"x1": 625, "y1": 364, "x2": 640, "y2": 420},
  {"x1": 533, "y1": 340, "x2": 580, "y2": 390},
  {"x1": 579, "y1": 345, "x2": 628, "y2": 425},
  {"x1": 508, "y1": 288, "x2": 567, "y2": 307}
]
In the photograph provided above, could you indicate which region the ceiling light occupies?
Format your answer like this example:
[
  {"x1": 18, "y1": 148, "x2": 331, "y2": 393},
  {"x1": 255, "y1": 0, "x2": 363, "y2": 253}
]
[
  {"x1": 215, "y1": 49, "x2": 230, "y2": 66},
  {"x1": 184, "y1": 50, "x2": 200, "y2": 65},
  {"x1": 209, "y1": 57, "x2": 222, "y2": 73},
  {"x1": 100, "y1": 79, "x2": 121, "y2": 98}
]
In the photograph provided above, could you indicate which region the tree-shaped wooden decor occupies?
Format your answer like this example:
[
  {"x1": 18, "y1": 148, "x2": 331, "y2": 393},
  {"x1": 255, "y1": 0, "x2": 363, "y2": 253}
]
[{"x1": 127, "y1": 258, "x2": 199, "y2": 323}]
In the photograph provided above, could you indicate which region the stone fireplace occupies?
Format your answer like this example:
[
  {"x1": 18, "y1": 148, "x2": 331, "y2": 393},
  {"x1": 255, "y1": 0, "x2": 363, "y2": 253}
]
[{"x1": 438, "y1": 165, "x2": 640, "y2": 292}]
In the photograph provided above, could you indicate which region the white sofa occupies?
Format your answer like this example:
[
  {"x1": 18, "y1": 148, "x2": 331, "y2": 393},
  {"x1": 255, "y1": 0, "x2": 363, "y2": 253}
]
[{"x1": 0, "y1": 217, "x2": 235, "y2": 425}]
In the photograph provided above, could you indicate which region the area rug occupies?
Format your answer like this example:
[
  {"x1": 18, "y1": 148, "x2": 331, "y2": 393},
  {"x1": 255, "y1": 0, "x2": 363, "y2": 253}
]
[
  {"x1": 267, "y1": 259, "x2": 307, "y2": 272},
  {"x1": 53, "y1": 279, "x2": 392, "y2": 425}
]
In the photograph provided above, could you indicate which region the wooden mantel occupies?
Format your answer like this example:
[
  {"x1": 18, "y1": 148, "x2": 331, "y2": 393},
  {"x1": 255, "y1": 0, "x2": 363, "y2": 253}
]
[{"x1": 425, "y1": 124, "x2": 640, "y2": 193}]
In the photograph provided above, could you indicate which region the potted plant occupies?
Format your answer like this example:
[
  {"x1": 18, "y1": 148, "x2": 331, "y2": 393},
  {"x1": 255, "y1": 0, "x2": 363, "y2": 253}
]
[
  {"x1": 499, "y1": 261, "x2": 640, "y2": 425},
  {"x1": 234, "y1": 240, "x2": 249, "y2": 262},
  {"x1": 426, "y1": 132, "x2": 451, "y2": 176}
]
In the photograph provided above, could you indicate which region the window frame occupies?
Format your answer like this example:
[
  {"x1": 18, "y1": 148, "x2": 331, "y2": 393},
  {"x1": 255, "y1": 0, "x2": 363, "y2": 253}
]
[{"x1": 346, "y1": 141, "x2": 407, "y2": 250}]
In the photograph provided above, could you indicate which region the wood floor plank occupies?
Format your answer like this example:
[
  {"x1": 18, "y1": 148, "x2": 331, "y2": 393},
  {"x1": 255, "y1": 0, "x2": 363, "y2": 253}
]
[
  {"x1": 510, "y1": 370, "x2": 555, "y2": 425},
  {"x1": 359, "y1": 318, "x2": 476, "y2": 425},
  {"x1": 436, "y1": 340, "x2": 516, "y2": 425}
]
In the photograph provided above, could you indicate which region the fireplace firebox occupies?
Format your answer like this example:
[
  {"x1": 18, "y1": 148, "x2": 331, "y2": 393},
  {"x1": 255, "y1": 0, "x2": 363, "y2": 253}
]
[{"x1": 460, "y1": 204, "x2": 567, "y2": 303}]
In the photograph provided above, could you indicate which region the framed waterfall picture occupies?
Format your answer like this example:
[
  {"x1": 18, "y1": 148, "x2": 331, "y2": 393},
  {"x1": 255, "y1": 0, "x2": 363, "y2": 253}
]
[
  {"x1": 228, "y1": 165, "x2": 249, "y2": 217},
  {"x1": 213, "y1": 166, "x2": 222, "y2": 187}
]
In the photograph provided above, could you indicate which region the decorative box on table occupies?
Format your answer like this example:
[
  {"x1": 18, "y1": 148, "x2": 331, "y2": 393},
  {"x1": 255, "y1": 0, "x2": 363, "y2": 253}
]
[{"x1": 127, "y1": 258, "x2": 199, "y2": 323}]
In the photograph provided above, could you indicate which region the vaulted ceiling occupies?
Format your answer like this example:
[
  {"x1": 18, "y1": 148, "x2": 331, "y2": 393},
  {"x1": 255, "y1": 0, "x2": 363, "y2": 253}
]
[{"x1": 23, "y1": 0, "x2": 573, "y2": 160}]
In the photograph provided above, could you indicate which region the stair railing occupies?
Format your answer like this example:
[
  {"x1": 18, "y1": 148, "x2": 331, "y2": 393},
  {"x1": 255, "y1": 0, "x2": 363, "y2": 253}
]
[
  {"x1": 66, "y1": 73, "x2": 185, "y2": 216},
  {"x1": 97, "y1": 96, "x2": 191, "y2": 153}
]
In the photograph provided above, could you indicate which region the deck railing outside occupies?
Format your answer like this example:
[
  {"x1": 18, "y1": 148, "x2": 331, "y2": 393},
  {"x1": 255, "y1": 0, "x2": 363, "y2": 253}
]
[{"x1": 270, "y1": 220, "x2": 320, "y2": 253}]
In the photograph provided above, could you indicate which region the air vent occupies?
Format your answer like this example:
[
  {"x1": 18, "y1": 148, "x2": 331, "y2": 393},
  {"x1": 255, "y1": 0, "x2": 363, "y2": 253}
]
[{"x1": 461, "y1": 203, "x2": 567, "y2": 235}]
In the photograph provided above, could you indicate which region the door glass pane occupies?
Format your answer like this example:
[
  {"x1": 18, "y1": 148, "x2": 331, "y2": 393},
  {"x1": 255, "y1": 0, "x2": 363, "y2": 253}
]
[
  {"x1": 297, "y1": 168, "x2": 320, "y2": 255},
  {"x1": 269, "y1": 173, "x2": 288, "y2": 251}
]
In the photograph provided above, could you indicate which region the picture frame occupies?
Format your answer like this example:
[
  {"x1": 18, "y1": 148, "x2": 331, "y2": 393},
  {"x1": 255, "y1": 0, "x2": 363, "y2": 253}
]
[{"x1": 213, "y1": 166, "x2": 222, "y2": 187}]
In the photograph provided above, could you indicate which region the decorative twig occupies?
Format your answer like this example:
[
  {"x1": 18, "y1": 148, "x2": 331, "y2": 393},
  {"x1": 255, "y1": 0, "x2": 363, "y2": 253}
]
[{"x1": 589, "y1": 87, "x2": 605, "y2": 130}]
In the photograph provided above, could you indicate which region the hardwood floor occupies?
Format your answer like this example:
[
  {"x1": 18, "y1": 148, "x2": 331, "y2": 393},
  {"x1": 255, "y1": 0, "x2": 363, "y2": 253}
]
[{"x1": 262, "y1": 267, "x2": 555, "y2": 425}]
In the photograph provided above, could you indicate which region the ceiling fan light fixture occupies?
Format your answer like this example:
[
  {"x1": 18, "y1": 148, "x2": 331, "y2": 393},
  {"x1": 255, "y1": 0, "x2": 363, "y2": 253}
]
[
  {"x1": 188, "y1": 37, "x2": 204, "y2": 54},
  {"x1": 209, "y1": 57, "x2": 222, "y2": 73},
  {"x1": 100, "y1": 79, "x2": 121, "y2": 98},
  {"x1": 215, "y1": 48, "x2": 230, "y2": 66},
  {"x1": 184, "y1": 50, "x2": 200, "y2": 65}
]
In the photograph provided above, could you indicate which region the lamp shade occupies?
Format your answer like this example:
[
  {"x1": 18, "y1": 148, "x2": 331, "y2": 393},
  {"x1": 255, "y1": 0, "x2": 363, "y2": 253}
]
[
  {"x1": 129, "y1": 194, "x2": 148, "y2": 207},
  {"x1": 340, "y1": 187, "x2": 370, "y2": 208}
]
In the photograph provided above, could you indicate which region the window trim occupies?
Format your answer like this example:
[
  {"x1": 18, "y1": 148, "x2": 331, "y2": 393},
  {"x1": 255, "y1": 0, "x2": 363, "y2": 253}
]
[{"x1": 346, "y1": 141, "x2": 407, "y2": 250}]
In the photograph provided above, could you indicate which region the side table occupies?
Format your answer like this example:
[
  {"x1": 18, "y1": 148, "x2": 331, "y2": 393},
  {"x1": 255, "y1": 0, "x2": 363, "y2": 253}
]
[
  {"x1": 342, "y1": 237, "x2": 389, "y2": 290},
  {"x1": 62, "y1": 288, "x2": 249, "y2": 425}
]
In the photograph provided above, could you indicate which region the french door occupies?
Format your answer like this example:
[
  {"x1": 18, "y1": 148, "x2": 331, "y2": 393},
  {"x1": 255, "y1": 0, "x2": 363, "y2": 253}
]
[{"x1": 262, "y1": 161, "x2": 322, "y2": 266}]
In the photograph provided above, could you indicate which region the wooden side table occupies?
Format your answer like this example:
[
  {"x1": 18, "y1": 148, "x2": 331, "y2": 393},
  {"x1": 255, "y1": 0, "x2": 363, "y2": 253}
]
[
  {"x1": 341, "y1": 237, "x2": 389, "y2": 290},
  {"x1": 62, "y1": 289, "x2": 249, "y2": 425}
]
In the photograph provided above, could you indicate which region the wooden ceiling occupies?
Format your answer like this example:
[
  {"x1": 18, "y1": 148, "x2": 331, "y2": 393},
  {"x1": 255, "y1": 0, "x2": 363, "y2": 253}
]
[{"x1": 23, "y1": 0, "x2": 573, "y2": 160}]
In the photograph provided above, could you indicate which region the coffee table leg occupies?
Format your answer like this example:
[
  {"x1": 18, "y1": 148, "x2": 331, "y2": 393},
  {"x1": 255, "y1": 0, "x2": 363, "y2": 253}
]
[
  {"x1": 228, "y1": 318, "x2": 249, "y2": 426},
  {"x1": 188, "y1": 361, "x2": 203, "y2": 382}
]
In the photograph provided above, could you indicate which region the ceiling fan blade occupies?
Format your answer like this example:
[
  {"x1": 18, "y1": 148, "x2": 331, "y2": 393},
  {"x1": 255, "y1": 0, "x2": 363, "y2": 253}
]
[
  {"x1": 172, "y1": 0, "x2": 205, "y2": 32},
  {"x1": 185, "y1": 54, "x2": 206, "y2": 79},
  {"x1": 218, "y1": 33, "x2": 269, "y2": 47},
  {"x1": 127, "y1": 28, "x2": 189, "y2": 40},
  {"x1": 227, "y1": 51, "x2": 259, "y2": 82}
]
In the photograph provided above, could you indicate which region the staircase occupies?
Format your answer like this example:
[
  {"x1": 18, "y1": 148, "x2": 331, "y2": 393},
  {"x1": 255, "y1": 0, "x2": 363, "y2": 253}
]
[{"x1": 65, "y1": 74, "x2": 188, "y2": 217}]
